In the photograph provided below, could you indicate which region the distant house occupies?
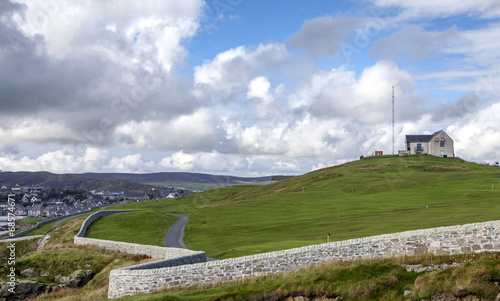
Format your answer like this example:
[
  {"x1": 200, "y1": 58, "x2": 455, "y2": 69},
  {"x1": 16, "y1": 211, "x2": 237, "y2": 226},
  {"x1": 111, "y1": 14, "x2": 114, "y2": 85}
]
[
  {"x1": 27, "y1": 205, "x2": 42, "y2": 217},
  {"x1": 31, "y1": 196, "x2": 42, "y2": 203},
  {"x1": 124, "y1": 191, "x2": 150, "y2": 202},
  {"x1": 404, "y1": 130, "x2": 454, "y2": 158}
]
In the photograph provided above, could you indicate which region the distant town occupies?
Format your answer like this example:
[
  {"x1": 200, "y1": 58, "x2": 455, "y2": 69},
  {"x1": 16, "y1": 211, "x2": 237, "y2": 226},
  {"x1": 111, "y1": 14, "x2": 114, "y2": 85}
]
[{"x1": 0, "y1": 183, "x2": 195, "y2": 221}]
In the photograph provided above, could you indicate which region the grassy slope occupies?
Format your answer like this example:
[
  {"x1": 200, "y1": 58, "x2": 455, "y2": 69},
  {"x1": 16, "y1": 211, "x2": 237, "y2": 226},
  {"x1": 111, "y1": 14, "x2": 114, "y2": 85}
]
[
  {"x1": 108, "y1": 155, "x2": 500, "y2": 259},
  {"x1": 84, "y1": 211, "x2": 178, "y2": 247}
]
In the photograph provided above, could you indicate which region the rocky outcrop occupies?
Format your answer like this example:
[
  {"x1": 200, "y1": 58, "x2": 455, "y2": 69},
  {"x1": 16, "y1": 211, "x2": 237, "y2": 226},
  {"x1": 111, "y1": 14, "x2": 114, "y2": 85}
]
[
  {"x1": 68, "y1": 270, "x2": 94, "y2": 288},
  {"x1": 0, "y1": 280, "x2": 44, "y2": 301},
  {"x1": 0, "y1": 269, "x2": 93, "y2": 300},
  {"x1": 20, "y1": 267, "x2": 38, "y2": 278}
]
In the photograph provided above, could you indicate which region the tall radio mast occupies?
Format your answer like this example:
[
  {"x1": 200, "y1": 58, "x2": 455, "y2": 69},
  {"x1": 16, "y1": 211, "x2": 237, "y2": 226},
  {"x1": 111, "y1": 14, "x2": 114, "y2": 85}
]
[{"x1": 392, "y1": 86, "x2": 395, "y2": 155}]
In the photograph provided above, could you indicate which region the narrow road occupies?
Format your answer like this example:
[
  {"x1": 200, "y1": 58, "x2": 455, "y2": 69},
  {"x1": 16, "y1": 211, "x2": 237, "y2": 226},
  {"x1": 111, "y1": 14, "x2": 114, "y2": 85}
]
[
  {"x1": 164, "y1": 213, "x2": 218, "y2": 261},
  {"x1": 165, "y1": 214, "x2": 189, "y2": 249}
]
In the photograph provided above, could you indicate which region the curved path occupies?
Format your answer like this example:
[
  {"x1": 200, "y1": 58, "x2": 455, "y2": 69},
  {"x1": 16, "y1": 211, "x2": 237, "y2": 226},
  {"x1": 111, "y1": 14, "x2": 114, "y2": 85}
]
[
  {"x1": 165, "y1": 213, "x2": 218, "y2": 261},
  {"x1": 164, "y1": 214, "x2": 189, "y2": 249}
]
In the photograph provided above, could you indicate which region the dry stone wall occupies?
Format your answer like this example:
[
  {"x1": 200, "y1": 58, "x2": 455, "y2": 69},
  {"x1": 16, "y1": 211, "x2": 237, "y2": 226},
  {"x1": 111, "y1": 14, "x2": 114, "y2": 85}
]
[{"x1": 108, "y1": 220, "x2": 500, "y2": 299}]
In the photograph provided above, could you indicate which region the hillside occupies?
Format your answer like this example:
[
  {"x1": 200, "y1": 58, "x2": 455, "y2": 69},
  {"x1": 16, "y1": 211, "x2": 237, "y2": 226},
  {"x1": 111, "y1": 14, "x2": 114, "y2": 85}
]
[
  {"x1": 0, "y1": 171, "x2": 273, "y2": 191},
  {"x1": 0, "y1": 172, "x2": 158, "y2": 191},
  {"x1": 73, "y1": 172, "x2": 273, "y2": 190},
  {"x1": 4, "y1": 155, "x2": 500, "y2": 300},
  {"x1": 108, "y1": 155, "x2": 500, "y2": 259}
]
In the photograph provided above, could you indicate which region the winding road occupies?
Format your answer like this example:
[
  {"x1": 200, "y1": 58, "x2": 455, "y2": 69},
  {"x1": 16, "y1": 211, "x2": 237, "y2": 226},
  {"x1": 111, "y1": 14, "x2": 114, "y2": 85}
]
[
  {"x1": 165, "y1": 213, "x2": 218, "y2": 261},
  {"x1": 164, "y1": 214, "x2": 189, "y2": 249}
]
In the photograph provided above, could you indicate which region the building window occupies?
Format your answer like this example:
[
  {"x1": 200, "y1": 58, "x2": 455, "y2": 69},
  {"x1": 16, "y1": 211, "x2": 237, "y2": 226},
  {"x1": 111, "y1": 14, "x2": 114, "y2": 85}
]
[
  {"x1": 417, "y1": 143, "x2": 422, "y2": 151},
  {"x1": 440, "y1": 138, "x2": 445, "y2": 147},
  {"x1": 440, "y1": 150, "x2": 445, "y2": 156},
  {"x1": 407, "y1": 142, "x2": 410, "y2": 151}
]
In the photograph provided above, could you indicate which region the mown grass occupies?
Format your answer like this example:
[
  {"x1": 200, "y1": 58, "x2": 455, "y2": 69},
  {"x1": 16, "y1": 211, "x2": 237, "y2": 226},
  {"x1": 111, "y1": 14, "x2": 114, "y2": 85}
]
[
  {"x1": 18, "y1": 217, "x2": 43, "y2": 225},
  {"x1": 84, "y1": 211, "x2": 178, "y2": 246},
  {"x1": 107, "y1": 155, "x2": 500, "y2": 258}
]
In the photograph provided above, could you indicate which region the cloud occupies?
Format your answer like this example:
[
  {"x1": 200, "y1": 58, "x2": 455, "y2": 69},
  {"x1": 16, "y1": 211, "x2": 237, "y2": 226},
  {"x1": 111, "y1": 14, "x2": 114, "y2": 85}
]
[
  {"x1": 371, "y1": 0, "x2": 500, "y2": 20},
  {"x1": 447, "y1": 102, "x2": 500, "y2": 161},
  {"x1": 247, "y1": 76, "x2": 274, "y2": 105},
  {"x1": 193, "y1": 43, "x2": 290, "y2": 101},
  {"x1": 11, "y1": 0, "x2": 203, "y2": 67},
  {"x1": 0, "y1": 0, "x2": 203, "y2": 149},
  {"x1": 114, "y1": 108, "x2": 219, "y2": 152},
  {"x1": 371, "y1": 25, "x2": 466, "y2": 60},
  {"x1": 0, "y1": 147, "x2": 109, "y2": 174},
  {"x1": 286, "y1": 16, "x2": 360, "y2": 58},
  {"x1": 289, "y1": 60, "x2": 419, "y2": 124}
]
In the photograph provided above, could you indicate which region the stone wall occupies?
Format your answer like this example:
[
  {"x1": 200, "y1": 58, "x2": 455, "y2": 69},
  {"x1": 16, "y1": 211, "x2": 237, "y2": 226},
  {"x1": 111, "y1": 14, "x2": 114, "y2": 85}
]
[
  {"x1": 0, "y1": 209, "x2": 94, "y2": 240},
  {"x1": 108, "y1": 220, "x2": 500, "y2": 299},
  {"x1": 0, "y1": 235, "x2": 43, "y2": 243}
]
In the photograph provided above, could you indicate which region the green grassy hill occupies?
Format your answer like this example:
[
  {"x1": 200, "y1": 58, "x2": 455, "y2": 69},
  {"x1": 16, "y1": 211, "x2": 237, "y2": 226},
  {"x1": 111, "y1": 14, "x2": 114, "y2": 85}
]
[{"x1": 101, "y1": 155, "x2": 500, "y2": 259}]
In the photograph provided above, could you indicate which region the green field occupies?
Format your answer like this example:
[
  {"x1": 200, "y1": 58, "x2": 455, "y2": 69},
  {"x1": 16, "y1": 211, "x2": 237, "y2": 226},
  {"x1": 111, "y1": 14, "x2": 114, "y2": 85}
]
[
  {"x1": 91, "y1": 155, "x2": 500, "y2": 259},
  {"x1": 84, "y1": 211, "x2": 178, "y2": 246}
]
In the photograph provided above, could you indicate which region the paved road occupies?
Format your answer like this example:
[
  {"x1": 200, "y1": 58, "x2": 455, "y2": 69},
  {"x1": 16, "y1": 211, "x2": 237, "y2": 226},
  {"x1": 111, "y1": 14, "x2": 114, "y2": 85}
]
[
  {"x1": 165, "y1": 214, "x2": 189, "y2": 249},
  {"x1": 164, "y1": 214, "x2": 218, "y2": 261}
]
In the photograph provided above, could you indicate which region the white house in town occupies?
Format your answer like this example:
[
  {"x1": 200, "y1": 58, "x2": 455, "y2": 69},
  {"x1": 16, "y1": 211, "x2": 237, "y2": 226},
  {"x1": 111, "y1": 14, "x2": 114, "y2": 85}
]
[{"x1": 404, "y1": 130, "x2": 454, "y2": 158}]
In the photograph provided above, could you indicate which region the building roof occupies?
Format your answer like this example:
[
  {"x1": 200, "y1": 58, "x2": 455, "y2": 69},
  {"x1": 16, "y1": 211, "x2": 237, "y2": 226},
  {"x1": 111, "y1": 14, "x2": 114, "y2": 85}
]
[
  {"x1": 125, "y1": 191, "x2": 147, "y2": 198},
  {"x1": 405, "y1": 135, "x2": 433, "y2": 143},
  {"x1": 405, "y1": 130, "x2": 445, "y2": 143}
]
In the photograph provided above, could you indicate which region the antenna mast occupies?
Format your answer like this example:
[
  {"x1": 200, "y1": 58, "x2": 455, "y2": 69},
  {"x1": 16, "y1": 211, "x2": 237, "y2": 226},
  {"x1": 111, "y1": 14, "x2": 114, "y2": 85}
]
[{"x1": 392, "y1": 86, "x2": 395, "y2": 155}]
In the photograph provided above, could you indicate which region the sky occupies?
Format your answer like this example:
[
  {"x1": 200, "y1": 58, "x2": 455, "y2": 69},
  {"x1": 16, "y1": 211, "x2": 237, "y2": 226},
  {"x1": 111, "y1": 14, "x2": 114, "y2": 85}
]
[{"x1": 1, "y1": 0, "x2": 500, "y2": 177}]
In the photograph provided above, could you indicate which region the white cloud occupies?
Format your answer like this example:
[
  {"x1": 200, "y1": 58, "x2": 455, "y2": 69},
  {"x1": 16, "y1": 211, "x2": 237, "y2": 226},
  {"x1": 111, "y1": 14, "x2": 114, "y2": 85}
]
[
  {"x1": 103, "y1": 154, "x2": 148, "y2": 173},
  {"x1": 247, "y1": 76, "x2": 274, "y2": 105},
  {"x1": 193, "y1": 43, "x2": 290, "y2": 101},
  {"x1": 372, "y1": 0, "x2": 500, "y2": 20},
  {"x1": 0, "y1": 118, "x2": 76, "y2": 144},
  {"x1": 289, "y1": 60, "x2": 417, "y2": 124},
  {"x1": 0, "y1": 147, "x2": 109, "y2": 173},
  {"x1": 114, "y1": 108, "x2": 218, "y2": 151},
  {"x1": 447, "y1": 102, "x2": 500, "y2": 161},
  {"x1": 12, "y1": 0, "x2": 203, "y2": 70}
]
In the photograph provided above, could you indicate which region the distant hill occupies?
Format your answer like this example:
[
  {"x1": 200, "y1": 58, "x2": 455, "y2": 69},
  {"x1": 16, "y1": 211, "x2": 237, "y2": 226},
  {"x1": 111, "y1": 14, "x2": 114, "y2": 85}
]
[
  {"x1": 0, "y1": 171, "x2": 274, "y2": 191},
  {"x1": 73, "y1": 172, "x2": 273, "y2": 190}
]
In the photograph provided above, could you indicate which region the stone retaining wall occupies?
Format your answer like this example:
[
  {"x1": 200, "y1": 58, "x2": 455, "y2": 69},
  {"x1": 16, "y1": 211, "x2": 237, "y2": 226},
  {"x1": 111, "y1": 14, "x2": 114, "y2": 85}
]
[{"x1": 108, "y1": 220, "x2": 500, "y2": 299}]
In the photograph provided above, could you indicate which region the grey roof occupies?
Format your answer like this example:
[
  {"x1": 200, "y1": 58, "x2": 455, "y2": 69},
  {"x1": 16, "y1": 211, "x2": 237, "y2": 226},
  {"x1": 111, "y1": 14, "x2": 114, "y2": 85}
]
[
  {"x1": 405, "y1": 131, "x2": 443, "y2": 143},
  {"x1": 125, "y1": 191, "x2": 147, "y2": 198},
  {"x1": 405, "y1": 135, "x2": 433, "y2": 143}
]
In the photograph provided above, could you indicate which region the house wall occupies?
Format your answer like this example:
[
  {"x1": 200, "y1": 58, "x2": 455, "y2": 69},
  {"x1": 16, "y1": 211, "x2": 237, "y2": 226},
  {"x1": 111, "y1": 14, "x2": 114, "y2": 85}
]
[
  {"x1": 428, "y1": 130, "x2": 454, "y2": 157},
  {"x1": 108, "y1": 220, "x2": 500, "y2": 299},
  {"x1": 406, "y1": 131, "x2": 454, "y2": 157},
  {"x1": 408, "y1": 141, "x2": 428, "y2": 155}
]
